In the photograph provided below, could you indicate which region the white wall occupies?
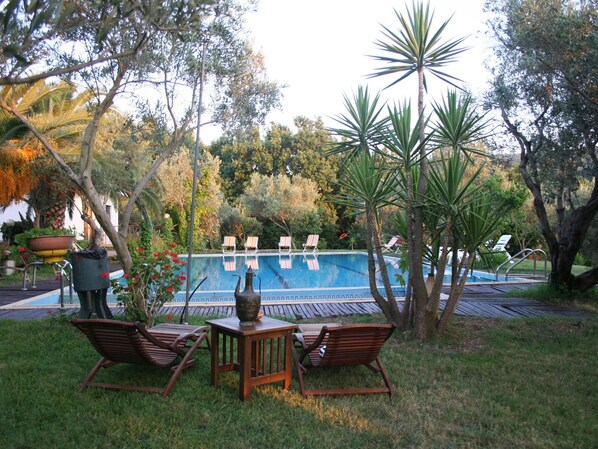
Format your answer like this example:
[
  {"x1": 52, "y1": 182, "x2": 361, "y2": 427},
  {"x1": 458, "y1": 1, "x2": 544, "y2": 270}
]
[{"x1": 0, "y1": 196, "x2": 118, "y2": 246}]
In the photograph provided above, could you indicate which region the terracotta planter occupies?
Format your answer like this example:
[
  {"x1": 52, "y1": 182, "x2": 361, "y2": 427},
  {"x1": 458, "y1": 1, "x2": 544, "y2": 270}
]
[{"x1": 28, "y1": 235, "x2": 75, "y2": 263}]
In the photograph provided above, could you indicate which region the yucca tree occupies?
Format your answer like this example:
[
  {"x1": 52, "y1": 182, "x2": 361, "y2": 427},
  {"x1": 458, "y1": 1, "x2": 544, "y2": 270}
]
[
  {"x1": 418, "y1": 91, "x2": 494, "y2": 336},
  {"x1": 329, "y1": 86, "x2": 404, "y2": 324},
  {"x1": 437, "y1": 195, "x2": 509, "y2": 333},
  {"x1": 370, "y1": 1, "x2": 470, "y2": 339},
  {"x1": 333, "y1": 151, "x2": 401, "y2": 324},
  {"x1": 374, "y1": 102, "x2": 425, "y2": 329},
  {"x1": 328, "y1": 86, "x2": 388, "y2": 158},
  {"x1": 379, "y1": 90, "x2": 493, "y2": 337},
  {"x1": 370, "y1": 1, "x2": 468, "y2": 116}
]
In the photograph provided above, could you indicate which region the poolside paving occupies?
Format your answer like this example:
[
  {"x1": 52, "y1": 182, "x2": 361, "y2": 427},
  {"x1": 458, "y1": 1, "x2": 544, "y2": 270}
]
[{"x1": 0, "y1": 276, "x2": 589, "y2": 321}]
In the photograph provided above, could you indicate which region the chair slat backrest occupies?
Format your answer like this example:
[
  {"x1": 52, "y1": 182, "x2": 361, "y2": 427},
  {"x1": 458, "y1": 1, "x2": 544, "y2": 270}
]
[
  {"x1": 385, "y1": 236, "x2": 399, "y2": 247},
  {"x1": 308, "y1": 324, "x2": 395, "y2": 368},
  {"x1": 279, "y1": 236, "x2": 291, "y2": 247},
  {"x1": 72, "y1": 319, "x2": 178, "y2": 367},
  {"x1": 246, "y1": 236, "x2": 258, "y2": 249},
  {"x1": 491, "y1": 234, "x2": 512, "y2": 252},
  {"x1": 306, "y1": 234, "x2": 319, "y2": 247},
  {"x1": 223, "y1": 236, "x2": 235, "y2": 247}
]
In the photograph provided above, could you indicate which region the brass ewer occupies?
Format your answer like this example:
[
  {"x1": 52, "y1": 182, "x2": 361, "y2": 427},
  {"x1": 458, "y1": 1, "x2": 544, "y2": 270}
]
[{"x1": 234, "y1": 267, "x2": 261, "y2": 326}]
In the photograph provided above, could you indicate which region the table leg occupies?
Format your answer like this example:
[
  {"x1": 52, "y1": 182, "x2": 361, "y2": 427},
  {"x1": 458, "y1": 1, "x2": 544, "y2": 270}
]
[
  {"x1": 238, "y1": 335, "x2": 252, "y2": 401},
  {"x1": 210, "y1": 328, "x2": 220, "y2": 387},
  {"x1": 283, "y1": 333, "x2": 292, "y2": 389}
]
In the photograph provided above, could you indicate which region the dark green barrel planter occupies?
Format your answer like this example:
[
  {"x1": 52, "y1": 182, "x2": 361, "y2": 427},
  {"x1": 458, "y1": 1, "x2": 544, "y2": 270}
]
[{"x1": 69, "y1": 249, "x2": 113, "y2": 319}]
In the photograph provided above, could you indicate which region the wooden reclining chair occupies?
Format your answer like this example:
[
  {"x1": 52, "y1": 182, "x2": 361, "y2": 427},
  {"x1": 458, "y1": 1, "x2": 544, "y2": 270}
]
[
  {"x1": 71, "y1": 318, "x2": 209, "y2": 397},
  {"x1": 292, "y1": 323, "x2": 395, "y2": 397}
]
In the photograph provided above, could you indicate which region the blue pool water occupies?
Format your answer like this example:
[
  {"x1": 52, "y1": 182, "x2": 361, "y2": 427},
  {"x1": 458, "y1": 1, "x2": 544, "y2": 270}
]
[{"x1": 11, "y1": 252, "x2": 517, "y2": 306}]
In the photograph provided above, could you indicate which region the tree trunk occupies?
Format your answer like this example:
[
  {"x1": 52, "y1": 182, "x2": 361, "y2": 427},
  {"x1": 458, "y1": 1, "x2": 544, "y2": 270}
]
[
  {"x1": 368, "y1": 207, "x2": 402, "y2": 327},
  {"x1": 364, "y1": 205, "x2": 394, "y2": 323},
  {"x1": 81, "y1": 209, "x2": 104, "y2": 250},
  {"x1": 413, "y1": 66, "x2": 432, "y2": 340},
  {"x1": 43, "y1": 199, "x2": 67, "y2": 229},
  {"x1": 437, "y1": 253, "x2": 473, "y2": 334},
  {"x1": 572, "y1": 267, "x2": 598, "y2": 291},
  {"x1": 502, "y1": 108, "x2": 598, "y2": 293}
]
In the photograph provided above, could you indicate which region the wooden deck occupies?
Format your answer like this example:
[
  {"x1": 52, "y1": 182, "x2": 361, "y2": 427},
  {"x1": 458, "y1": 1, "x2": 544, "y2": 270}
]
[{"x1": 0, "y1": 280, "x2": 589, "y2": 321}]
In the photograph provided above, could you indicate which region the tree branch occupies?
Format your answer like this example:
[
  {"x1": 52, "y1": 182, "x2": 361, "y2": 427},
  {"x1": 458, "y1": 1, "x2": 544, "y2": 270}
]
[{"x1": 0, "y1": 48, "x2": 142, "y2": 86}]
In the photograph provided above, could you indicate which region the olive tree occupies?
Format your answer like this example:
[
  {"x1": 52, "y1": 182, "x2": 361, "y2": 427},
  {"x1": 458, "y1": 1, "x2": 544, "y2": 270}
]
[
  {"x1": 240, "y1": 173, "x2": 320, "y2": 246},
  {"x1": 485, "y1": 0, "x2": 598, "y2": 291},
  {"x1": 0, "y1": 0, "x2": 281, "y2": 275}
]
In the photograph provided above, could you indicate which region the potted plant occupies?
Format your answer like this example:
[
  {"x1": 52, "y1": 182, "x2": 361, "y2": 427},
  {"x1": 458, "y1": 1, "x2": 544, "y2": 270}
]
[
  {"x1": 21, "y1": 227, "x2": 76, "y2": 263},
  {"x1": 1, "y1": 245, "x2": 33, "y2": 274},
  {"x1": 1, "y1": 245, "x2": 18, "y2": 275}
]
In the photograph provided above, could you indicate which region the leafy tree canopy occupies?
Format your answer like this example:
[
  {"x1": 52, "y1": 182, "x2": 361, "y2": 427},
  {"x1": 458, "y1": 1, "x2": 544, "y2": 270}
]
[
  {"x1": 486, "y1": 0, "x2": 598, "y2": 290},
  {"x1": 210, "y1": 117, "x2": 340, "y2": 202},
  {"x1": 240, "y1": 173, "x2": 320, "y2": 239}
]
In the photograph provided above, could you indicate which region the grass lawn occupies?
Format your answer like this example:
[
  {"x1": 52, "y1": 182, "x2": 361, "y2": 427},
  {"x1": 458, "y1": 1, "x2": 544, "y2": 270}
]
[{"x1": 1, "y1": 314, "x2": 597, "y2": 449}]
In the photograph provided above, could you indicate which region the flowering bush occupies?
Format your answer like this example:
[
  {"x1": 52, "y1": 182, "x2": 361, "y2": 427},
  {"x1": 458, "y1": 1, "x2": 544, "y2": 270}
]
[{"x1": 111, "y1": 243, "x2": 186, "y2": 327}]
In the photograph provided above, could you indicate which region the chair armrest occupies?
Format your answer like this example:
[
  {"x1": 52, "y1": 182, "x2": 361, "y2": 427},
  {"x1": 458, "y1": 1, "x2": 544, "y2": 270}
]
[
  {"x1": 171, "y1": 331, "x2": 204, "y2": 347},
  {"x1": 298, "y1": 326, "x2": 329, "y2": 364},
  {"x1": 137, "y1": 323, "x2": 190, "y2": 356}
]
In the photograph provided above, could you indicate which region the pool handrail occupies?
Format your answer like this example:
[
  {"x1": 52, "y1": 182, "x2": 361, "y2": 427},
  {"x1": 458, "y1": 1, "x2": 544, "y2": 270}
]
[{"x1": 495, "y1": 248, "x2": 547, "y2": 281}]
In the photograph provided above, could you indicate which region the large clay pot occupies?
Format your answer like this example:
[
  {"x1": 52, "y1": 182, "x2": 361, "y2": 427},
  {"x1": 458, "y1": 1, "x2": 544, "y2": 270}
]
[
  {"x1": 28, "y1": 235, "x2": 75, "y2": 263},
  {"x1": 234, "y1": 267, "x2": 261, "y2": 326}
]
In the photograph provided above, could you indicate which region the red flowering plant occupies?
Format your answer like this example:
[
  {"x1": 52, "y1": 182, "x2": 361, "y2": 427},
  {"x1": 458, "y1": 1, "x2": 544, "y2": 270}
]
[{"x1": 110, "y1": 243, "x2": 186, "y2": 327}]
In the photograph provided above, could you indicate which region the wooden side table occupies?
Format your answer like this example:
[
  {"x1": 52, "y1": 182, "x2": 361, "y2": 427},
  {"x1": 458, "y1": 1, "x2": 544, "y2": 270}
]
[{"x1": 206, "y1": 317, "x2": 296, "y2": 401}]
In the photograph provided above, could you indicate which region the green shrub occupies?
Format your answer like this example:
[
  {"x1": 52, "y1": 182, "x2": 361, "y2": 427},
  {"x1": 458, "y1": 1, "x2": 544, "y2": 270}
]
[
  {"x1": 478, "y1": 250, "x2": 508, "y2": 269},
  {"x1": 574, "y1": 252, "x2": 590, "y2": 267}
]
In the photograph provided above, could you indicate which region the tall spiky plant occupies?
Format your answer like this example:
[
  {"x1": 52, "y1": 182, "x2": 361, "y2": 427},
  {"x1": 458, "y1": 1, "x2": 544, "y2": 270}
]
[
  {"x1": 369, "y1": 1, "x2": 469, "y2": 339},
  {"x1": 333, "y1": 151, "x2": 401, "y2": 324},
  {"x1": 329, "y1": 86, "x2": 404, "y2": 324}
]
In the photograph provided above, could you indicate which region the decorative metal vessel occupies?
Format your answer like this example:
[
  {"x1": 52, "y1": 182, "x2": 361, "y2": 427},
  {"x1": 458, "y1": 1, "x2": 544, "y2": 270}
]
[{"x1": 234, "y1": 267, "x2": 261, "y2": 326}]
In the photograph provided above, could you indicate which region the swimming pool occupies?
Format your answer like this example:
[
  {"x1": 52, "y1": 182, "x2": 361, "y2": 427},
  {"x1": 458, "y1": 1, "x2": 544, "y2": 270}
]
[{"x1": 6, "y1": 252, "x2": 519, "y2": 307}]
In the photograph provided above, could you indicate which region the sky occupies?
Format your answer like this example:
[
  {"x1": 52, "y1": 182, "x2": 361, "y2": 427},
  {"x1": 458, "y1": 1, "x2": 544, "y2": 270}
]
[{"x1": 208, "y1": 0, "x2": 493, "y2": 142}]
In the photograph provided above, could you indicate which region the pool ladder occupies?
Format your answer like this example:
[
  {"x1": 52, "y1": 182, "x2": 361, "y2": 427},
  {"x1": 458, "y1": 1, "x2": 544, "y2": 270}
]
[
  {"x1": 21, "y1": 259, "x2": 73, "y2": 307},
  {"x1": 494, "y1": 248, "x2": 547, "y2": 281}
]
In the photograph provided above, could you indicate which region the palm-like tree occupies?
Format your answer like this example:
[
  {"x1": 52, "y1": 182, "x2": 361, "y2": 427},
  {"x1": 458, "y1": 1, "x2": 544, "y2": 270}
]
[
  {"x1": 329, "y1": 86, "x2": 406, "y2": 325},
  {"x1": 369, "y1": 1, "x2": 469, "y2": 339},
  {"x1": 334, "y1": 151, "x2": 401, "y2": 324},
  {"x1": 370, "y1": 1, "x2": 468, "y2": 116},
  {"x1": 0, "y1": 81, "x2": 93, "y2": 227},
  {"x1": 328, "y1": 86, "x2": 388, "y2": 158}
]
